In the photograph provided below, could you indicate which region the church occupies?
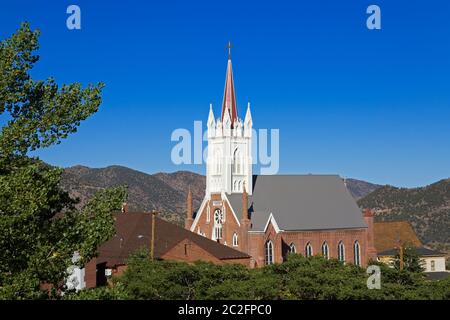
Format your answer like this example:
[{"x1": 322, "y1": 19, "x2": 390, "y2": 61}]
[{"x1": 185, "y1": 48, "x2": 377, "y2": 268}]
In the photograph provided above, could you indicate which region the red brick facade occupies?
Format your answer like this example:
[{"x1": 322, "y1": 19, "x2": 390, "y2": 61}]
[
  {"x1": 84, "y1": 212, "x2": 250, "y2": 288},
  {"x1": 191, "y1": 193, "x2": 377, "y2": 268},
  {"x1": 192, "y1": 193, "x2": 242, "y2": 248},
  {"x1": 161, "y1": 238, "x2": 249, "y2": 266}
]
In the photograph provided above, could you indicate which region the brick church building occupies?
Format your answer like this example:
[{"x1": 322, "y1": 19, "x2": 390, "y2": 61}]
[{"x1": 185, "y1": 49, "x2": 377, "y2": 268}]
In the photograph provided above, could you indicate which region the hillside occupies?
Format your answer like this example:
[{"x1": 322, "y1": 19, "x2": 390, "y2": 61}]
[
  {"x1": 345, "y1": 179, "x2": 382, "y2": 200},
  {"x1": 358, "y1": 179, "x2": 450, "y2": 252},
  {"x1": 60, "y1": 165, "x2": 205, "y2": 225},
  {"x1": 60, "y1": 166, "x2": 379, "y2": 225}
]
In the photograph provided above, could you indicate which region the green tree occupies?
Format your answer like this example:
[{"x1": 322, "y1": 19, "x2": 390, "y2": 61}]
[
  {"x1": 68, "y1": 252, "x2": 450, "y2": 300},
  {"x1": 0, "y1": 23, "x2": 126, "y2": 299},
  {"x1": 393, "y1": 245, "x2": 425, "y2": 274}
]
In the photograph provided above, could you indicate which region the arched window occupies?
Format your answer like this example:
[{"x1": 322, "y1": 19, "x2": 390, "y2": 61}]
[
  {"x1": 265, "y1": 240, "x2": 274, "y2": 265},
  {"x1": 305, "y1": 242, "x2": 313, "y2": 257},
  {"x1": 212, "y1": 209, "x2": 223, "y2": 240},
  {"x1": 354, "y1": 241, "x2": 361, "y2": 266},
  {"x1": 321, "y1": 242, "x2": 329, "y2": 260},
  {"x1": 215, "y1": 150, "x2": 222, "y2": 175},
  {"x1": 233, "y1": 149, "x2": 242, "y2": 174},
  {"x1": 232, "y1": 233, "x2": 239, "y2": 247},
  {"x1": 289, "y1": 243, "x2": 296, "y2": 254},
  {"x1": 338, "y1": 241, "x2": 345, "y2": 263}
]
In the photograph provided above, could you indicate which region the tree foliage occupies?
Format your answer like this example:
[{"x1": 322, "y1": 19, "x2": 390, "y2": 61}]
[
  {"x1": 393, "y1": 245, "x2": 426, "y2": 273},
  {"x1": 70, "y1": 253, "x2": 450, "y2": 300},
  {"x1": 0, "y1": 22, "x2": 104, "y2": 157},
  {"x1": 0, "y1": 23, "x2": 125, "y2": 299}
]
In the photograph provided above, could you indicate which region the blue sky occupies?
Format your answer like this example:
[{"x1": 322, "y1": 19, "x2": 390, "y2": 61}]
[{"x1": 1, "y1": 0, "x2": 449, "y2": 187}]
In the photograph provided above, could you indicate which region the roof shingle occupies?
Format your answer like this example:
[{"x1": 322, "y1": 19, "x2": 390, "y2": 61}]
[
  {"x1": 97, "y1": 213, "x2": 249, "y2": 267},
  {"x1": 233, "y1": 175, "x2": 367, "y2": 231},
  {"x1": 374, "y1": 221, "x2": 422, "y2": 253}
]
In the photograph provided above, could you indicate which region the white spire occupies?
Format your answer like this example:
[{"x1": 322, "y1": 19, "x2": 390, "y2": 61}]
[
  {"x1": 244, "y1": 102, "x2": 252, "y2": 138},
  {"x1": 207, "y1": 104, "x2": 216, "y2": 138},
  {"x1": 223, "y1": 106, "x2": 232, "y2": 136}
]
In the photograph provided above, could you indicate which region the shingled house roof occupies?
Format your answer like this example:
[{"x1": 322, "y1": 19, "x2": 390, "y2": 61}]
[
  {"x1": 227, "y1": 175, "x2": 367, "y2": 232},
  {"x1": 378, "y1": 247, "x2": 444, "y2": 257},
  {"x1": 374, "y1": 221, "x2": 423, "y2": 253},
  {"x1": 97, "y1": 213, "x2": 249, "y2": 267}
]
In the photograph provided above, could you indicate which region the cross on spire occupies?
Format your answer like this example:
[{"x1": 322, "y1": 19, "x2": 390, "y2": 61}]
[{"x1": 226, "y1": 41, "x2": 233, "y2": 59}]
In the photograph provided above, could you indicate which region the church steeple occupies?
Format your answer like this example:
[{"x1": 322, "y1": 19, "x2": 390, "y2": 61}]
[
  {"x1": 221, "y1": 42, "x2": 238, "y2": 126},
  {"x1": 206, "y1": 45, "x2": 253, "y2": 196}
]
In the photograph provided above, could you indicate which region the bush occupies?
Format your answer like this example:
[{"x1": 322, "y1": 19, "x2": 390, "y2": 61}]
[{"x1": 67, "y1": 252, "x2": 450, "y2": 300}]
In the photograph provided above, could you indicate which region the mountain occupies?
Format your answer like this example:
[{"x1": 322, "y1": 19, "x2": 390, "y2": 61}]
[
  {"x1": 358, "y1": 179, "x2": 450, "y2": 252},
  {"x1": 345, "y1": 179, "x2": 382, "y2": 200},
  {"x1": 61, "y1": 165, "x2": 449, "y2": 254},
  {"x1": 60, "y1": 165, "x2": 205, "y2": 225},
  {"x1": 60, "y1": 166, "x2": 380, "y2": 225}
]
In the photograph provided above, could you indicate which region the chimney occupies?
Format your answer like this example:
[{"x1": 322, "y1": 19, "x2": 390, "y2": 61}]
[
  {"x1": 363, "y1": 208, "x2": 377, "y2": 263},
  {"x1": 185, "y1": 188, "x2": 193, "y2": 230},
  {"x1": 240, "y1": 185, "x2": 250, "y2": 254},
  {"x1": 242, "y1": 186, "x2": 249, "y2": 222},
  {"x1": 121, "y1": 202, "x2": 128, "y2": 213}
]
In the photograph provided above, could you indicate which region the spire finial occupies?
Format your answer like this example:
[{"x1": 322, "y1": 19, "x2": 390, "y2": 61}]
[{"x1": 226, "y1": 41, "x2": 233, "y2": 59}]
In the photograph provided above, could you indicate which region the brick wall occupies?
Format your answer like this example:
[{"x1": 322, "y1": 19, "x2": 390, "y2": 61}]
[
  {"x1": 193, "y1": 193, "x2": 243, "y2": 251},
  {"x1": 84, "y1": 257, "x2": 97, "y2": 288},
  {"x1": 162, "y1": 238, "x2": 250, "y2": 266}
]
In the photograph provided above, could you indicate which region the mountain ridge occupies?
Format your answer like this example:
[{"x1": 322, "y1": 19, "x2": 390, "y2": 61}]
[
  {"x1": 358, "y1": 178, "x2": 450, "y2": 252},
  {"x1": 59, "y1": 164, "x2": 450, "y2": 253},
  {"x1": 59, "y1": 165, "x2": 379, "y2": 224}
]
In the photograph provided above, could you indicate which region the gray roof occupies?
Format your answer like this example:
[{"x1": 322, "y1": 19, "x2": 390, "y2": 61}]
[
  {"x1": 228, "y1": 175, "x2": 367, "y2": 232},
  {"x1": 379, "y1": 247, "x2": 445, "y2": 257}
]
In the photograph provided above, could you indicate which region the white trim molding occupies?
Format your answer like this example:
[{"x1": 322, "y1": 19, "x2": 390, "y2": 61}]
[{"x1": 263, "y1": 213, "x2": 283, "y2": 234}]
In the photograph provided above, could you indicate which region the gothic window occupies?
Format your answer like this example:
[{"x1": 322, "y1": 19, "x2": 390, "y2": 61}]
[
  {"x1": 232, "y1": 149, "x2": 242, "y2": 175},
  {"x1": 214, "y1": 150, "x2": 222, "y2": 175},
  {"x1": 305, "y1": 242, "x2": 313, "y2": 257},
  {"x1": 212, "y1": 209, "x2": 223, "y2": 240},
  {"x1": 214, "y1": 208, "x2": 223, "y2": 224},
  {"x1": 338, "y1": 241, "x2": 345, "y2": 263},
  {"x1": 265, "y1": 240, "x2": 274, "y2": 265},
  {"x1": 238, "y1": 180, "x2": 242, "y2": 192},
  {"x1": 289, "y1": 243, "x2": 296, "y2": 254},
  {"x1": 354, "y1": 241, "x2": 361, "y2": 266},
  {"x1": 322, "y1": 242, "x2": 330, "y2": 259},
  {"x1": 232, "y1": 233, "x2": 239, "y2": 247}
]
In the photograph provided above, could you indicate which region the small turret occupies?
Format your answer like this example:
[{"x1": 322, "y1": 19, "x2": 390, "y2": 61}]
[
  {"x1": 207, "y1": 104, "x2": 216, "y2": 138},
  {"x1": 244, "y1": 102, "x2": 252, "y2": 138}
]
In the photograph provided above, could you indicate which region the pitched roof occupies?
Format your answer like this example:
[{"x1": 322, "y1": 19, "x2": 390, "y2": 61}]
[
  {"x1": 374, "y1": 221, "x2": 423, "y2": 253},
  {"x1": 378, "y1": 247, "x2": 445, "y2": 257},
  {"x1": 97, "y1": 213, "x2": 249, "y2": 267},
  {"x1": 227, "y1": 175, "x2": 367, "y2": 232},
  {"x1": 221, "y1": 57, "x2": 238, "y2": 125}
]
